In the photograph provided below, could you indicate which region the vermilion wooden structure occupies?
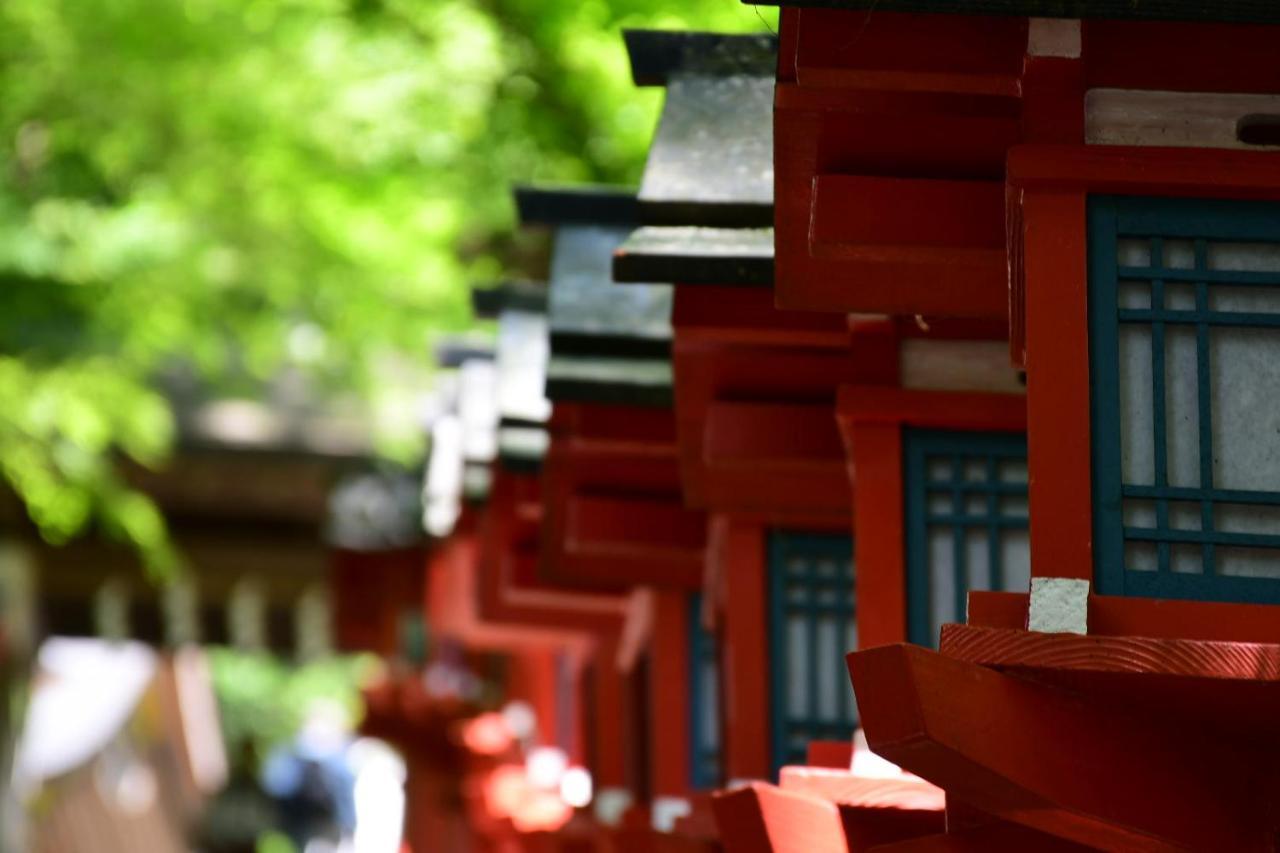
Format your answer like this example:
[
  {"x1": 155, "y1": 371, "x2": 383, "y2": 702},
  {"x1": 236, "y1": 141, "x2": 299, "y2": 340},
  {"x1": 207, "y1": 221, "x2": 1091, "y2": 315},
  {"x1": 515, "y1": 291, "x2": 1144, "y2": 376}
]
[
  {"x1": 749, "y1": 0, "x2": 1280, "y2": 849},
  {"x1": 365, "y1": 7, "x2": 1280, "y2": 850},
  {"x1": 541, "y1": 403, "x2": 705, "y2": 592}
]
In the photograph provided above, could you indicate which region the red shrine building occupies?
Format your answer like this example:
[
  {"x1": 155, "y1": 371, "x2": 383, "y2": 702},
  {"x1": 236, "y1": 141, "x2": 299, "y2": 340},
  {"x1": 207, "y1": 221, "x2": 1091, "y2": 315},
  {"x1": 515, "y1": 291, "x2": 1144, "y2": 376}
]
[{"x1": 358, "y1": 3, "x2": 1280, "y2": 851}]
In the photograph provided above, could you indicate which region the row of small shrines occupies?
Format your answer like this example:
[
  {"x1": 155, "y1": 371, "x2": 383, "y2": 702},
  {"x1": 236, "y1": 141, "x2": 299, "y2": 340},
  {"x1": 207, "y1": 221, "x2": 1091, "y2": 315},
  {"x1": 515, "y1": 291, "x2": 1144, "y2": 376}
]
[
  {"x1": 12, "y1": 2, "x2": 1280, "y2": 851},
  {"x1": 369, "y1": 3, "x2": 1280, "y2": 849}
]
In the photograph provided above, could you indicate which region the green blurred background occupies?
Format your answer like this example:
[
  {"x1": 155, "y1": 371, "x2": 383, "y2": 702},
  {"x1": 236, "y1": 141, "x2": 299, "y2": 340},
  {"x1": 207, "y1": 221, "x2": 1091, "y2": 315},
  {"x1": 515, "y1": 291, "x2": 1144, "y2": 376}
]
[{"x1": 0, "y1": 0, "x2": 775, "y2": 574}]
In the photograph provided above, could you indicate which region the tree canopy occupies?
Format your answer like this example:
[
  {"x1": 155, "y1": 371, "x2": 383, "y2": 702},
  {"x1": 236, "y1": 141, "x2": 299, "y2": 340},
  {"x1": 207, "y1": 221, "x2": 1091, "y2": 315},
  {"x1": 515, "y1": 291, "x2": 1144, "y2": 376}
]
[{"x1": 0, "y1": 0, "x2": 774, "y2": 572}]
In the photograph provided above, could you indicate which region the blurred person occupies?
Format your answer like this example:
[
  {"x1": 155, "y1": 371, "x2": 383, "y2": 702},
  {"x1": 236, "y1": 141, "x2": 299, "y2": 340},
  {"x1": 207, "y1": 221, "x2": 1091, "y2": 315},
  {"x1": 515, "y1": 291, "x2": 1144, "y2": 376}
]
[{"x1": 260, "y1": 701, "x2": 357, "y2": 851}]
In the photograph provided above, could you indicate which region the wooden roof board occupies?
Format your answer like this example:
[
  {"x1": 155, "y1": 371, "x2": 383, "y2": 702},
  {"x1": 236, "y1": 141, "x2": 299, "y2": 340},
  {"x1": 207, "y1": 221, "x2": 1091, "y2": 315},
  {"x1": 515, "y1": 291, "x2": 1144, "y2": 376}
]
[
  {"x1": 470, "y1": 281, "x2": 548, "y2": 319},
  {"x1": 744, "y1": 0, "x2": 1280, "y2": 24},
  {"x1": 498, "y1": 425, "x2": 549, "y2": 472},
  {"x1": 547, "y1": 223, "x2": 674, "y2": 358},
  {"x1": 545, "y1": 355, "x2": 674, "y2": 407},
  {"x1": 494, "y1": 309, "x2": 552, "y2": 427},
  {"x1": 638, "y1": 74, "x2": 774, "y2": 226},
  {"x1": 514, "y1": 185, "x2": 639, "y2": 227},
  {"x1": 613, "y1": 225, "x2": 774, "y2": 285},
  {"x1": 624, "y1": 29, "x2": 778, "y2": 86}
]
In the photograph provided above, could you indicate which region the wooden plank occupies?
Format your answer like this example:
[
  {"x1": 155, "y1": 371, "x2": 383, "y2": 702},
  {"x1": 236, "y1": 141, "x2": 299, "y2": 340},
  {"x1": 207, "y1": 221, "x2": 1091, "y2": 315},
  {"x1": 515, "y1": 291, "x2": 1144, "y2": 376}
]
[
  {"x1": 865, "y1": 822, "x2": 1091, "y2": 852},
  {"x1": 940, "y1": 623, "x2": 1280, "y2": 682},
  {"x1": 779, "y1": 767, "x2": 944, "y2": 813},
  {"x1": 713, "y1": 784, "x2": 850, "y2": 853},
  {"x1": 848, "y1": 643, "x2": 1270, "y2": 850}
]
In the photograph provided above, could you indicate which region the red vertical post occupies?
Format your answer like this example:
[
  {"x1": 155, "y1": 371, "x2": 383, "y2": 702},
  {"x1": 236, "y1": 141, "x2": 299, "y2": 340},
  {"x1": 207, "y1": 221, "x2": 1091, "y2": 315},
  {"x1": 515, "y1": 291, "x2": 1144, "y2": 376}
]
[
  {"x1": 1023, "y1": 191, "x2": 1092, "y2": 580},
  {"x1": 721, "y1": 518, "x2": 770, "y2": 780},
  {"x1": 650, "y1": 587, "x2": 692, "y2": 797},
  {"x1": 848, "y1": 423, "x2": 907, "y2": 648}
]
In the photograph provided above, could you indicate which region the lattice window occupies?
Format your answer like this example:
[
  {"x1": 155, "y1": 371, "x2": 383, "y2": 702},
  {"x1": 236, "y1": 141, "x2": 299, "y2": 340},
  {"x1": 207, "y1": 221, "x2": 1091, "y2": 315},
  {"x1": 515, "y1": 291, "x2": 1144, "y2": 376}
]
[
  {"x1": 905, "y1": 429, "x2": 1030, "y2": 647},
  {"x1": 1091, "y1": 196, "x2": 1280, "y2": 603},
  {"x1": 687, "y1": 593, "x2": 721, "y2": 790},
  {"x1": 767, "y1": 531, "x2": 856, "y2": 774}
]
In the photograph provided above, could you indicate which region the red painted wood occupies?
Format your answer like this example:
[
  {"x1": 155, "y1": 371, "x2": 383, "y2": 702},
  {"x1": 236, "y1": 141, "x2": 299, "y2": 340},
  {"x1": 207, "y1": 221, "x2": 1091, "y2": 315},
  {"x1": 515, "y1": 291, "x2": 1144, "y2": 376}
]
[
  {"x1": 865, "y1": 822, "x2": 1092, "y2": 852},
  {"x1": 1083, "y1": 20, "x2": 1280, "y2": 94},
  {"x1": 793, "y1": 10, "x2": 1025, "y2": 97},
  {"x1": 720, "y1": 518, "x2": 771, "y2": 781},
  {"x1": 804, "y1": 741, "x2": 854, "y2": 770},
  {"x1": 477, "y1": 469, "x2": 628, "y2": 634},
  {"x1": 836, "y1": 388, "x2": 1025, "y2": 431},
  {"x1": 1020, "y1": 191, "x2": 1091, "y2": 582},
  {"x1": 837, "y1": 390, "x2": 1025, "y2": 649},
  {"x1": 773, "y1": 6, "x2": 1020, "y2": 319},
  {"x1": 846, "y1": 423, "x2": 906, "y2": 650},
  {"x1": 673, "y1": 286, "x2": 849, "y2": 350},
  {"x1": 541, "y1": 409, "x2": 707, "y2": 591},
  {"x1": 651, "y1": 587, "x2": 694, "y2": 798},
  {"x1": 963, "y1": 591, "x2": 1026, "y2": 632},
  {"x1": 848, "y1": 644, "x2": 1270, "y2": 850},
  {"x1": 704, "y1": 402, "x2": 844, "y2": 465},
  {"x1": 1009, "y1": 145, "x2": 1280, "y2": 586},
  {"x1": 940, "y1": 623, "x2": 1280, "y2": 683},
  {"x1": 672, "y1": 339, "x2": 854, "y2": 522},
  {"x1": 971, "y1": 589, "x2": 1280, "y2": 647},
  {"x1": 713, "y1": 783, "x2": 850, "y2": 853},
  {"x1": 1020, "y1": 56, "x2": 1084, "y2": 146},
  {"x1": 1009, "y1": 144, "x2": 1280, "y2": 199},
  {"x1": 331, "y1": 545, "x2": 425, "y2": 655},
  {"x1": 809, "y1": 175, "x2": 1006, "y2": 262},
  {"x1": 778, "y1": 768, "x2": 944, "y2": 814},
  {"x1": 590, "y1": 633, "x2": 629, "y2": 791}
]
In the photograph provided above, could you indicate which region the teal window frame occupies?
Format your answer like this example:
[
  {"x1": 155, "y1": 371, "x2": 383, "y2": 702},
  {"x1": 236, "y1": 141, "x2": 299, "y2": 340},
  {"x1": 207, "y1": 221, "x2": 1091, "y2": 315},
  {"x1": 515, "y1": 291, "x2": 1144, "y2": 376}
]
[
  {"x1": 767, "y1": 530, "x2": 856, "y2": 775},
  {"x1": 1090, "y1": 194, "x2": 1280, "y2": 604},
  {"x1": 687, "y1": 593, "x2": 720, "y2": 790},
  {"x1": 904, "y1": 428, "x2": 1029, "y2": 647}
]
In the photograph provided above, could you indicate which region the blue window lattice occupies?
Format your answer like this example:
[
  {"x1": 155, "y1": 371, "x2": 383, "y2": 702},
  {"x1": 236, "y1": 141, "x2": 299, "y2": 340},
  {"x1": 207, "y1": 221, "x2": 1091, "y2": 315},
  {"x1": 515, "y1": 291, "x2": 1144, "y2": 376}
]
[
  {"x1": 904, "y1": 429, "x2": 1030, "y2": 647},
  {"x1": 767, "y1": 531, "x2": 856, "y2": 775},
  {"x1": 1090, "y1": 195, "x2": 1280, "y2": 604},
  {"x1": 687, "y1": 593, "x2": 720, "y2": 790}
]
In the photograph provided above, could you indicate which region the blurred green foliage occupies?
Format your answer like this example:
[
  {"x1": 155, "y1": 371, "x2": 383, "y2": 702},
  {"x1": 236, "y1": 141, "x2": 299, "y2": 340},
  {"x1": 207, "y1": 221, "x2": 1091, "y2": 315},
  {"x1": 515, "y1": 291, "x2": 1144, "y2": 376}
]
[
  {"x1": 0, "y1": 0, "x2": 774, "y2": 574},
  {"x1": 208, "y1": 648, "x2": 374, "y2": 768}
]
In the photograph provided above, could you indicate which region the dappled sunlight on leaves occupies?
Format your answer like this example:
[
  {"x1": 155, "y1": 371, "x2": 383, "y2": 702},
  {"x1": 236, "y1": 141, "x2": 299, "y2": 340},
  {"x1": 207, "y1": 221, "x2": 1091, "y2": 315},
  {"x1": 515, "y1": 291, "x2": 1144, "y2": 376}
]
[{"x1": 0, "y1": 0, "x2": 773, "y2": 570}]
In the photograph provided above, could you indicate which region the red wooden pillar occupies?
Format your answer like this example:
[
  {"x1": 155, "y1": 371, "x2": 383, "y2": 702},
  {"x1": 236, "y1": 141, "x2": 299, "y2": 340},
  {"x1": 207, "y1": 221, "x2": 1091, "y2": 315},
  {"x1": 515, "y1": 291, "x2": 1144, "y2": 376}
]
[
  {"x1": 718, "y1": 517, "x2": 770, "y2": 781},
  {"x1": 649, "y1": 587, "x2": 692, "y2": 799}
]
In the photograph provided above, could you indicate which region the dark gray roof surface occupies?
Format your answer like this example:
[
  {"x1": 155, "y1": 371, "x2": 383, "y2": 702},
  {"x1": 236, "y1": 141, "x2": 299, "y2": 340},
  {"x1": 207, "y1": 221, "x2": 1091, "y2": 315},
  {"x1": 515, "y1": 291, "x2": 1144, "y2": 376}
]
[
  {"x1": 613, "y1": 226, "x2": 774, "y2": 286},
  {"x1": 514, "y1": 185, "x2": 640, "y2": 227},
  {"x1": 545, "y1": 355, "x2": 674, "y2": 407},
  {"x1": 624, "y1": 30, "x2": 778, "y2": 86},
  {"x1": 547, "y1": 223, "x2": 673, "y2": 358},
  {"x1": 470, "y1": 281, "x2": 548, "y2": 319},
  {"x1": 638, "y1": 74, "x2": 774, "y2": 227}
]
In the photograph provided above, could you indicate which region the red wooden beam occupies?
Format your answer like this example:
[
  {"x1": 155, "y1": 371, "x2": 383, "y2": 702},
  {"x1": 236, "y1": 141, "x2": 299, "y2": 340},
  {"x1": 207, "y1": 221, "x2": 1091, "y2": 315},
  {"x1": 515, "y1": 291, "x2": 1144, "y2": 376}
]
[
  {"x1": 969, "y1": 589, "x2": 1280, "y2": 647},
  {"x1": 865, "y1": 822, "x2": 1091, "y2": 852},
  {"x1": 941, "y1": 623, "x2": 1280, "y2": 683},
  {"x1": 792, "y1": 9, "x2": 1025, "y2": 97},
  {"x1": 848, "y1": 643, "x2": 1271, "y2": 850}
]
